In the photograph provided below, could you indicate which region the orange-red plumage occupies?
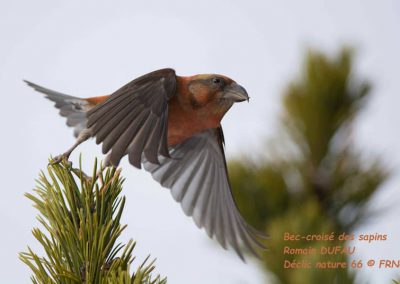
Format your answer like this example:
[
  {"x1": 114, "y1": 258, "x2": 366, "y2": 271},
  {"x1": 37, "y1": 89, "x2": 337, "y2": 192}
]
[
  {"x1": 84, "y1": 95, "x2": 109, "y2": 104},
  {"x1": 167, "y1": 75, "x2": 225, "y2": 145},
  {"x1": 82, "y1": 75, "x2": 231, "y2": 146}
]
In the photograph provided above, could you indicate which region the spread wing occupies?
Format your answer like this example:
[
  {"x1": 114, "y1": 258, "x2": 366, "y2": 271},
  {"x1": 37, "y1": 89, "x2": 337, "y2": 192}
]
[
  {"x1": 86, "y1": 68, "x2": 176, "y2": 168},
  {"x1": 143, "y1": 127, "x2": 266, "y2": 260}
]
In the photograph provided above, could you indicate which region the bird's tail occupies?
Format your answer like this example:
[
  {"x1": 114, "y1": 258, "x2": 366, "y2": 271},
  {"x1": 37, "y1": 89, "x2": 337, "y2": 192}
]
[{"x1": 24, "y1": 80, "x2": 90, "y2": 138}]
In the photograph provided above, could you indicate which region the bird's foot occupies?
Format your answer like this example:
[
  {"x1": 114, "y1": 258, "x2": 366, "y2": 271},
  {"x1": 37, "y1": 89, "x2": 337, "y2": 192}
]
[{"x1": 50, "y1": 153, "x2": 71, "y2": 165}]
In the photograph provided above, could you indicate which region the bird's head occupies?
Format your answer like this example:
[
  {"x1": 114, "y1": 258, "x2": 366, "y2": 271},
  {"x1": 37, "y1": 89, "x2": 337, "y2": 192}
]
[{"x1": 185, "y1": 74, "x2": 249, "y2": 113}]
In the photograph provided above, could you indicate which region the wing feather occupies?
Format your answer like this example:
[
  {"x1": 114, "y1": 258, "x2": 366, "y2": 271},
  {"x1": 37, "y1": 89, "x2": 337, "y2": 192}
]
[
  {"x1": 97, "y1": 101, "x2": 142, "y2": 149},
  {"x1": 143, "y1": 128, "x2": 266, "y2": 260},
  {"x1": 109, "y1": 109, "x2": 149, "y2": 166},
  {"x1": 86, "y1": 68, "x2": 177, "y2": 167},
  {"x1": 143, "y1": 116, "x2": 164, "y2": 164},
  {"x1": 128, "y1": 113, "x2": 158, "y2": 168}
]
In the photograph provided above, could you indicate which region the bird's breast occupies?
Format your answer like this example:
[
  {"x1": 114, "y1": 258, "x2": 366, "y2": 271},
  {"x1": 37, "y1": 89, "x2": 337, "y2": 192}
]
[{"x1": 167, "y1": 97, "x2": 221, "y2": 146}]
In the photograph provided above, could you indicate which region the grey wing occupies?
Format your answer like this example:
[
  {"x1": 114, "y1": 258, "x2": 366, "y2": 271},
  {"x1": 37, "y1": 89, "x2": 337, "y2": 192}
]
[
  {"x1": 86, "y1": 68, "x2": 177, "y2": 168},
  {"x1": 24, "y1": 80, "x2": 88, "y2": 137},
  {"x1": 143, "y1": 128, "x2": 265, "y2": 260}
]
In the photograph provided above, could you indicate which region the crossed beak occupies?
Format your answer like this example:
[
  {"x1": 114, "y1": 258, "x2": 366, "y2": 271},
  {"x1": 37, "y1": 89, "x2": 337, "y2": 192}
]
[{"x1": 223, "y1": 82, "x2": 249, "y2": 102}]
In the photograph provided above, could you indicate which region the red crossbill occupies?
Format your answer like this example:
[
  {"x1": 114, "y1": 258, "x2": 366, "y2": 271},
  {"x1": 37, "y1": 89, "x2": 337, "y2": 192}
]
[{"x1": 25, "y1": 68, "x2": 265, "y2": 260}]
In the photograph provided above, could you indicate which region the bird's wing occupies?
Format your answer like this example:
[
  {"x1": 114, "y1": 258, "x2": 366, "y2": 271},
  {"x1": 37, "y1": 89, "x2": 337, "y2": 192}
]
[
  {"x1": 143, "y1": 127, "x2": 265, "y2": 260},
  {"x1": 24, "y1": 80, "x2": 88, "y2": 138},
  {"x1": 86, "y1": 68, "x2": 176, "y2": 168}
]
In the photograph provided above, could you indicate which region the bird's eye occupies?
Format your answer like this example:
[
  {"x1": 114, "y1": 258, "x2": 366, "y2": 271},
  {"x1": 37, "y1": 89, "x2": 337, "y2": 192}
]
[{"x1": 212, "y1": 77, "x2": 222, "y2": 84}]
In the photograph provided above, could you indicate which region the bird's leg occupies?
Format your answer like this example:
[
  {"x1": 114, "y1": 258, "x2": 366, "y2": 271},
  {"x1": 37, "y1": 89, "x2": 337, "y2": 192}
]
[{"x1": 51, "y1": 129, "x2": 92, "y2": 164}]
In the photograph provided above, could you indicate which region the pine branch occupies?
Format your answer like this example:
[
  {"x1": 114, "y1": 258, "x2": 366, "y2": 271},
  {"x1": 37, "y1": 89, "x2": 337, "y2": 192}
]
[{"x1": 20, "y1": 157, "x2": 166, "y2": 284}]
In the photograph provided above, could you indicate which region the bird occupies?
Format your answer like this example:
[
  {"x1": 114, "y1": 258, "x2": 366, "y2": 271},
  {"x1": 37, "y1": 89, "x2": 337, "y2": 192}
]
[{"x1": 25, "y1": 68, "x2": 266, "y2": 260}]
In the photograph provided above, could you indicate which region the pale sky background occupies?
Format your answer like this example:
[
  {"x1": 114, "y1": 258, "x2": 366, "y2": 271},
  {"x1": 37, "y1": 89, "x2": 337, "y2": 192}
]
[{"x1": 0, "y1": 1, "x2": 399, "y2": 283}]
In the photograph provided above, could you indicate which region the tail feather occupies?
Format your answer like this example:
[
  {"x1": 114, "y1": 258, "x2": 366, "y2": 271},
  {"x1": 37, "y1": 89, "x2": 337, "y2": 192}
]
[{"x1": 24, "y1": 80, "x2": 89, "y2": 137}]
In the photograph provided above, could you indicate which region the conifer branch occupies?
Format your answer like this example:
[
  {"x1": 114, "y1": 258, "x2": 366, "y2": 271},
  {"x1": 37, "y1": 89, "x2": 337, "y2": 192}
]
[{"x1": 20, "y1": 157, "x2": 166, "y2": 284}]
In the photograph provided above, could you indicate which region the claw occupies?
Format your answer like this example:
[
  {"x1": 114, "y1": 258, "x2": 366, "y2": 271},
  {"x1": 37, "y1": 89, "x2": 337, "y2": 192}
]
[{"x1": 50, "y1": 154, "x2": 71, "y2": 165}]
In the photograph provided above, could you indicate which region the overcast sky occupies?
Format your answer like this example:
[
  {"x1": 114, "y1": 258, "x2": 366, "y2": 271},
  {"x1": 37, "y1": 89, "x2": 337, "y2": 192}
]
[{"x1": 0, "y1": 1, "x2": 399, "y2": 283}]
